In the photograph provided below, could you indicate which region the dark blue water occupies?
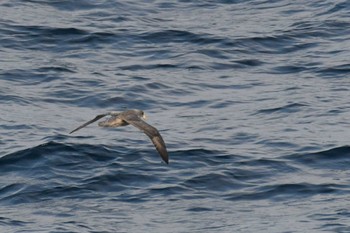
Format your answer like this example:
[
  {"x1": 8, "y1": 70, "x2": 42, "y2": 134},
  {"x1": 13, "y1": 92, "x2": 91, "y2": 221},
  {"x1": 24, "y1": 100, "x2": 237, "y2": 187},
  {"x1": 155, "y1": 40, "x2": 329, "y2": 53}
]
[{"x1": 1, "y1": 0, "x2": 350, "y2": 232}]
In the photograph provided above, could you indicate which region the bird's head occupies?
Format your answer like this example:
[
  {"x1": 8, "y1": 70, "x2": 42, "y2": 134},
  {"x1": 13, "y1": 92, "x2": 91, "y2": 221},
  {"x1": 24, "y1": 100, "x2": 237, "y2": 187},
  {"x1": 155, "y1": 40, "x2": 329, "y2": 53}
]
[{"x1": 133, "y1": 109, "x2": 146, "y2": 120}]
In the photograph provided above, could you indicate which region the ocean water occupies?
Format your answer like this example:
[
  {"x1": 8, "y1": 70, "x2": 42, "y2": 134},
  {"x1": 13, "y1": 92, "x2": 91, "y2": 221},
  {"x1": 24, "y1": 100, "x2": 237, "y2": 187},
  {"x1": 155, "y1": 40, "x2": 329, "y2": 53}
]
[{"x1": 1, "y1": 0, "x2": 350, "y2": 232}]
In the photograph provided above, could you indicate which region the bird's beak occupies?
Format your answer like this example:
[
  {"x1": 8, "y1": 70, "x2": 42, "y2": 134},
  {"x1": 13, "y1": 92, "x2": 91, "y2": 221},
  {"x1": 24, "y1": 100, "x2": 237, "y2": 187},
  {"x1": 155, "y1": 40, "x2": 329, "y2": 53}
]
[{"x1": 143, "y1": 114, "x2": 147, "y2": 120}]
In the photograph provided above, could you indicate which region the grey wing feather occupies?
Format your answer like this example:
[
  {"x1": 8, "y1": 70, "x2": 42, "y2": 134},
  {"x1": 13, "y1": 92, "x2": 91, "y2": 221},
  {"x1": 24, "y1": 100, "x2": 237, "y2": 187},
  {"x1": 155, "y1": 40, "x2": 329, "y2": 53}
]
[
  {"x1": 70, "y1": 113, "x2": 108, "y2": 134},
  {"x1": 121, "y1": 114, "x2": 169, "y2": 164}
]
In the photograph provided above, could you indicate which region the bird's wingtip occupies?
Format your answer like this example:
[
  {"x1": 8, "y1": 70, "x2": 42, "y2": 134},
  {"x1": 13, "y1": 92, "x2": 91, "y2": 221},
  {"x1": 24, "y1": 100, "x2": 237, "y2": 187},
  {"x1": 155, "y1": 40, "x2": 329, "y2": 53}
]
[
  {"x1": 162, "y1": 154, "x2": 169, "y2": 164},
  {"x1": 69, "y1": 129, "x2": 77, "y2": 134}
]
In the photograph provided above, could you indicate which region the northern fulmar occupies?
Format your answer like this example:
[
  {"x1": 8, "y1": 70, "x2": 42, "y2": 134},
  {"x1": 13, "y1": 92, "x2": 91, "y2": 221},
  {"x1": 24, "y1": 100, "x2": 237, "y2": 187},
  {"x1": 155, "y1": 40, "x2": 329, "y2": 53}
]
[{"x1": 69, "y1": 109, "x2": 169, "y2": 164}]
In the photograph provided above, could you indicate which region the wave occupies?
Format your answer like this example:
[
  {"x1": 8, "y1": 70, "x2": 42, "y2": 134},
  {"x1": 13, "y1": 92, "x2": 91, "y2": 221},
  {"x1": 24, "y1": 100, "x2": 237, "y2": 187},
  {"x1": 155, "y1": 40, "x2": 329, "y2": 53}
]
[
  {"x1": 284, "y1": 146, "x2": 350, "y2": 169},
  {"x1": 225, "y1": 183, "x2": 342, "y2": 201}
]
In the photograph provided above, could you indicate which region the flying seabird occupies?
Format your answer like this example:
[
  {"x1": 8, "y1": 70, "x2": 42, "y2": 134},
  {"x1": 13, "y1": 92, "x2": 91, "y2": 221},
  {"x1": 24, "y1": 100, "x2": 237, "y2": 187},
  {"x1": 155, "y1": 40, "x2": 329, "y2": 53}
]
[{"x1": 70, "y1": 109, "x2": 169, "y2": 164}]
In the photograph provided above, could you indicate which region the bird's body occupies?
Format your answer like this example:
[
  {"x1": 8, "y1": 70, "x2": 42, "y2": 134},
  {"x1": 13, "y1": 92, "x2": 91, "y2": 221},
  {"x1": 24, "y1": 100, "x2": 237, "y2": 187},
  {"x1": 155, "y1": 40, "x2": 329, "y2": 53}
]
[
  {"x1": 98, "y1": 114, "x2": 128, "y2": 128},
  {"x1": 70, "y1": 109, "x2": 169, "y2": 164}
]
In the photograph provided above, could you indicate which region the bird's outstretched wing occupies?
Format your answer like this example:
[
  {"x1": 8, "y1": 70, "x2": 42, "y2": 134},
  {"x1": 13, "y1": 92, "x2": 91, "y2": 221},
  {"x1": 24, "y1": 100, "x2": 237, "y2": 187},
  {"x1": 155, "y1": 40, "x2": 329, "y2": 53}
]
[
  {"x1": 120, "y1": 113, "x2": 169, "y2": 164},
  {"x1": 69, "y1": 113, "x2": 109, "y2": 134}
]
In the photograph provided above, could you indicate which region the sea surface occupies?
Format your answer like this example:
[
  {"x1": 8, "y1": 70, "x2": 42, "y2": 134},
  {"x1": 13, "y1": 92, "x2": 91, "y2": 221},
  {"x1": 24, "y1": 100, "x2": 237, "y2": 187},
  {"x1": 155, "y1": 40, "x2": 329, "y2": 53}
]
[{"x1": 1, "y1": 0, "x2": 350, "y2": 232}]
